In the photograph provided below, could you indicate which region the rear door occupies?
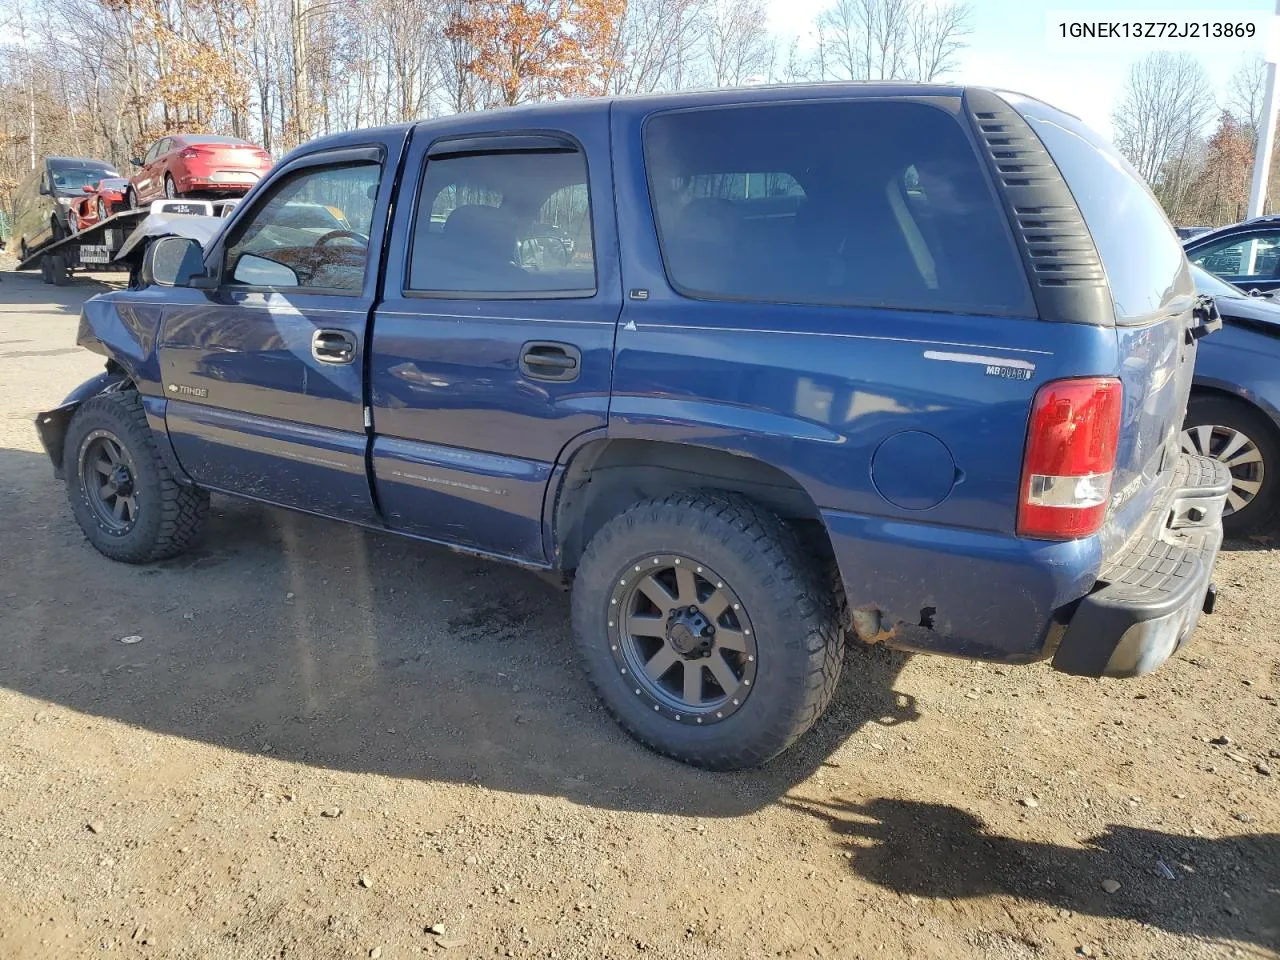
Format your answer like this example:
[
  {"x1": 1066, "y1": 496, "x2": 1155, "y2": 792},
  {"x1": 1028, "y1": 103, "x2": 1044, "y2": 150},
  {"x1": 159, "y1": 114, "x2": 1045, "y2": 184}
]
[
  {"x1": 368, "y1": 106, "x2": 621, "y2": 563},
  {"x1": 136, "y1": 140, "x2": 163, "y2": 203},
  {"x1": 1006, "y1": 95, "x2": 1201, "y2": 553},
  {"x1": 157, "y1": 133, "x2": 407, "y2": 522}
]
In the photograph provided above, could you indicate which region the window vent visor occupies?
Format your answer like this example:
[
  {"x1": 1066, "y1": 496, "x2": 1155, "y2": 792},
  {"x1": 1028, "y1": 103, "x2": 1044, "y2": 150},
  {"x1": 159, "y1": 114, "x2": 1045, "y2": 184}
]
[{"x1": 963, "y1": 89, "x2": 1113, "y2": 325}]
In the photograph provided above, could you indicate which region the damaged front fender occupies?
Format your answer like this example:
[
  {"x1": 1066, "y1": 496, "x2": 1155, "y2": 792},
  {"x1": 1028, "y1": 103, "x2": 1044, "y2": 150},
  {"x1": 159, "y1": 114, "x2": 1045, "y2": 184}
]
[{"x1": 34, "y1": 370, "x2": 129, "y2": 478}]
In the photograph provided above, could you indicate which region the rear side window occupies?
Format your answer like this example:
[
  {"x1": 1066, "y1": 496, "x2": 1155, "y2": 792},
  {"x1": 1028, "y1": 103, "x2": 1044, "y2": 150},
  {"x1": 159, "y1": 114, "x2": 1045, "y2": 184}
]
[
  {"x1": 408, "y1": 148, "x2": 596, "y2": 297},
  {"x1": 643, "y1": 100, "x2": 1033, "y2": 315},
  {"x1": 1007, "y1": 94, "x2": 1187, "y2": 324}
]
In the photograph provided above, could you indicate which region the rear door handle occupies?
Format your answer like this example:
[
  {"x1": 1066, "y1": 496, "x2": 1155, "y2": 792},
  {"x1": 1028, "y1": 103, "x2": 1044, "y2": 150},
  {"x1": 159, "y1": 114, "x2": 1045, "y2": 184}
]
[
  {"x1": 520, "y1": 341, "x2": 581, "y2": 382},
  {"x1": 312, "y1": 329, "x2": 356, "y2": 364}
]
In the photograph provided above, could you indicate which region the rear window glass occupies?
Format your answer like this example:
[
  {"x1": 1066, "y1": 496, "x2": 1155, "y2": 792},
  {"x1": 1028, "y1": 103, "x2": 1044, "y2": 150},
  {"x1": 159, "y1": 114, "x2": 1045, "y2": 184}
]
[
  {"x1": 1007, "y1": 94, "x2": 1188, "y2": 323},
  {"x1": 643, "y1": 100, "x2": 1033, "y2": 315},
  {"x1": 183, "y1": 136, "x2": 251, "y2": 146}
]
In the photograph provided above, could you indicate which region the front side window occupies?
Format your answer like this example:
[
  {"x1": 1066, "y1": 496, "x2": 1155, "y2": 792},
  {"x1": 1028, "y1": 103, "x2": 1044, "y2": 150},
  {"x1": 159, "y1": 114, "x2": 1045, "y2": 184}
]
[
  {"x1": 1189, "y1": 232, "x2": 1280, "y2": 283},
  {"x1": 408, "y1": 148, "x2": 596, "y2": 296},
  {"x1": 224, "y1": 160, "x2": 380, "y2": 291},
  {"x1": 643, "y1": 100, "x2": 1033, "y2": 315}
]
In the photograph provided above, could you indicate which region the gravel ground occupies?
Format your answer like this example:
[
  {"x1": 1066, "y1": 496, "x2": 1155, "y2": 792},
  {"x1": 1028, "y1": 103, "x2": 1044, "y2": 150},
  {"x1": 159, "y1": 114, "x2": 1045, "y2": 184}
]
[{"x1": 0, "y1": 263, "x2": 1276, "y2": 960}]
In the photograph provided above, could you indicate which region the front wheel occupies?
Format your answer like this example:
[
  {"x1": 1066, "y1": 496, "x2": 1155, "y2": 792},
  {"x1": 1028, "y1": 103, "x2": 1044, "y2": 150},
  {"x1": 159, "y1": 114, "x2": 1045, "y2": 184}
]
[
  {"x1": 64, "y1": 391, "x2": 210, "y2": 563},
  {"x1": 571, "y1": 492, "x2": 844, "y2": 770},
  {"x1": 1182, "y1": 396, "x2": 1280, "y2": 537}
]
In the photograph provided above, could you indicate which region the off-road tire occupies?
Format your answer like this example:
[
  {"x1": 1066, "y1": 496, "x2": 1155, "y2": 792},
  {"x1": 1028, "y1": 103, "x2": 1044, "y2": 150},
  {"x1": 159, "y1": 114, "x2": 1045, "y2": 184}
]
[
  {"x1": 63, "y1": 390, "x2": 209, "y2": 563},
  {"x1": 572, "y1": 491, "x2": 844, "y2": 770}
]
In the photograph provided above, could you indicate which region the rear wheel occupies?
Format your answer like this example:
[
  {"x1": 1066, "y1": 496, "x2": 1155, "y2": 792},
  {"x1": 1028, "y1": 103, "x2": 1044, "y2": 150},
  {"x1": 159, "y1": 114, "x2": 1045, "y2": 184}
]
[
  {"x1": 97, "y1": 197, "x2": 107, "y2": 221},
  {"x1": 49, "y1": 253, "x2": 70, "y2": 286},
  {"x1": 1182, "y1": 395, "x2": 1280, "y2": 536},
  {"x1": 64, "y1": 391, "x2": 209, "y2": 563},
  {"x1": 572, "y1": 492, "x2": 844, "y2": 769},
  {"x1": 164, "y1": 174, "x2": 178, "y2": 199},
  {"x1": 125, "y1": 187, "x2": 137, "y2": 210}
]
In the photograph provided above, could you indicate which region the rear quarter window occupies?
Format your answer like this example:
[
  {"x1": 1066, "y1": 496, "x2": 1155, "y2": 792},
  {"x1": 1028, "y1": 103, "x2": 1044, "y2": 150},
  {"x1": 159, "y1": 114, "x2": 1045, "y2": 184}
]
[
  {"x1": 1005, "y1": 94, "x2": 1189, "y2": 324},
  {"x1": 643, "y1": 99, "x2": 1034, "y2": 316}
]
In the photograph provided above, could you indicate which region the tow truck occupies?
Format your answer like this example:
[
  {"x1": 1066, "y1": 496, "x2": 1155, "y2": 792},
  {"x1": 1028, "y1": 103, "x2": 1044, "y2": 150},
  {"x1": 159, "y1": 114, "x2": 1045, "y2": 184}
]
[{"x1": 15, "y1": 198, "x2": 238, "y2": 286}]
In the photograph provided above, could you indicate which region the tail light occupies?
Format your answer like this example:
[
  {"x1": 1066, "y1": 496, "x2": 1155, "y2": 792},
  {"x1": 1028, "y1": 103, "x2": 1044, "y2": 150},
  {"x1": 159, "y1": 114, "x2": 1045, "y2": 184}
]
[
  {"x1": 178, "y1": 148, "x2": 204, "y2": 159},
  {"x1": 1017, "y1": 377, "x2": 1123, "y2": 540}
]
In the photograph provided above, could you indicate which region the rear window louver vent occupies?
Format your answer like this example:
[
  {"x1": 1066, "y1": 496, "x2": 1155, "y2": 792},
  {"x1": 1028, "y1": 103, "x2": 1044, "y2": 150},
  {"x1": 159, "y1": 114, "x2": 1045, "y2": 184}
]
[{"x1": 965, "y1": 93, "x2": 1112, "y2": 325}]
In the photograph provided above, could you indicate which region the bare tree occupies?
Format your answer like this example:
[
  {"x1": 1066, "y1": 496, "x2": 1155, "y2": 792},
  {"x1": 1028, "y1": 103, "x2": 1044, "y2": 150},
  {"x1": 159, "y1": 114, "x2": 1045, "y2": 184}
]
[
  {"x1": 1227, "y1": 53, "x2": 1267, "y2": 148},
  {"x1": 1113, "y1": 52, "x2": 1216, "y2": 219},
  {"x1": 704, "y1": 0, "x2": 772, "y2": 87},
  {"x1": 813, "y1": 0, "x2": 968, "y2": 82},
  {"x1": 602, "y1": 0, "x2": 705, "y2": 94},
  {"x1": 907, "y1": 1, "x2": 970, "y2": 81}
]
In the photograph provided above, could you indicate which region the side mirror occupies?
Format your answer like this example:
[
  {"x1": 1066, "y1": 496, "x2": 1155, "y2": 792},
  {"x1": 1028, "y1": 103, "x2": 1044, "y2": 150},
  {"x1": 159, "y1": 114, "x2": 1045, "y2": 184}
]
[
  {"x1": 141, "y1": 236, "x2": 207, "y2": 288},
  {"x1": 38, "y1": 183, "x2": 51, "y2": 196},
  {"x1": 231, "y1": 253, "x2": 299, "y2": 287},
  {"x1": 82, "y1": 185, "x2": 95, "y2": 193},
  {"x1": 130, "y1": 157, "x2": 143, "y2": 167}
]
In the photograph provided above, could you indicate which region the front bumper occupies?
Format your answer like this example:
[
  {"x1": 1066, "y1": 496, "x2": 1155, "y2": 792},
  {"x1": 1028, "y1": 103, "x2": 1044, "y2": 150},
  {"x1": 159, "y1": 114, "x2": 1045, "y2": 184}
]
[{"x1": 1052, "y1": 453, "x2": 1229, "y2": 678}]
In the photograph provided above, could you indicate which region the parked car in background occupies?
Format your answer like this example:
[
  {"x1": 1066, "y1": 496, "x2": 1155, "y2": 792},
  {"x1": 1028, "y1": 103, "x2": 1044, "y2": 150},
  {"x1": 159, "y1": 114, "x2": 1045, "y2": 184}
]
[
  {"x1": 11, "y1": 155, "x2": 119, "y2": 259},
  {"x1": 127, "y1": 134, "x2": 273, "y2": 206},
  {"x1": 41, "y1": 85, "x2": 1228, "y2": 769},
  {"x1": 1186, "y1": 264, "x2": 1280, "y2": 535},
  {"x1": 1185, "y1": 215, "x2": 1280, "y2": 293},
  {"x1": 66, "y1": 177, "x2": 130, "y2": 233}
]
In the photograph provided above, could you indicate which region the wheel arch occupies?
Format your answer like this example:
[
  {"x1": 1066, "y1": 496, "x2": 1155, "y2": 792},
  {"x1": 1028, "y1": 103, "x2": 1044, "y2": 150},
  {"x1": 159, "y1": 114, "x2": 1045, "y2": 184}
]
[
  {"x1": 548, "y1": 437, "x2": 835, "y2": 573},
  {"x1": 1188, "y1": 380, "x2": 1280, "y2": 438},
  {"x1": 35, "y1": 365, "x2": 132, "y2": 478}
]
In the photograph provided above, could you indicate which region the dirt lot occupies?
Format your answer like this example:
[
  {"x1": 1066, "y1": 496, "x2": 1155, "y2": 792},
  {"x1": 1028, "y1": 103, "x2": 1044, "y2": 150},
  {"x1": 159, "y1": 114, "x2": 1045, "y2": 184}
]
[{"x1": 0, "y1": 262, "x2": 1276, "y2": 960}]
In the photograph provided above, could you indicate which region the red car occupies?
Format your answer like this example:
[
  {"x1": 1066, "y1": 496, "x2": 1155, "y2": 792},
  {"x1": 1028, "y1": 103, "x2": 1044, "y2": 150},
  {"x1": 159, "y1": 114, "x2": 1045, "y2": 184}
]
[
  {"x1": 66, "y1": 177, "x2": 130, "y2": 233},
  {"x1": 126, "y1": 134, "x2": 273, "y2": 206}
]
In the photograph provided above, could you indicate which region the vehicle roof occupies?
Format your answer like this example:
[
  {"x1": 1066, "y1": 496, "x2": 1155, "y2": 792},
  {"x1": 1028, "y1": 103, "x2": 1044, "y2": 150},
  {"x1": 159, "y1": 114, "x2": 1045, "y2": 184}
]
[
  {"x1": 47, "y1": 155, "x2": 116, "y2": 169},
  {"x1": 1185, "y1": 216, "x2": 1280, "y2": 247},
  {"x1": 291, "y1": 83, "x2": 1067, "y2": 156}
]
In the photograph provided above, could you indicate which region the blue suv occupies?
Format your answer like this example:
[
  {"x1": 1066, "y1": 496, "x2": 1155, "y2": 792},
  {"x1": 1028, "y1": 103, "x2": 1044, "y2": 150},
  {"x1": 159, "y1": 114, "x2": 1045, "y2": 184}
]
[{"x1": 37, "y1": 85, "x2": 1228, "y2": 769}]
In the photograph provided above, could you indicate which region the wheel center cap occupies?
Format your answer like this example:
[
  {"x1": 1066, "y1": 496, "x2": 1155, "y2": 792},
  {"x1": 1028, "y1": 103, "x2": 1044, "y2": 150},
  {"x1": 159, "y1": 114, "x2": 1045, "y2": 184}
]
[
  {"x1": 667, "y1": 606, "x2": 714, "y2": 658},
  {"x1": 111, "y1": 465, "x2": 133, "y2": 496}
]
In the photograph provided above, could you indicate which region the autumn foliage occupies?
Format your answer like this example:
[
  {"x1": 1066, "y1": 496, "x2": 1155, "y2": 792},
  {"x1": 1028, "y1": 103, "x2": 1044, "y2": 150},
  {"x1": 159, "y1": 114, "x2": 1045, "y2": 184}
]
[{"x1": 444, "y1": 0, "x2": 626, "y2": 105}]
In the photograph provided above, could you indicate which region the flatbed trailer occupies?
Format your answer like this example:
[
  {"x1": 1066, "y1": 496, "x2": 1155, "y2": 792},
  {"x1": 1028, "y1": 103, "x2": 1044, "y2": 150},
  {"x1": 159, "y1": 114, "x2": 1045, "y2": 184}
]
[
  {"x1": 14, "y1": 199, "x2": 237, "y2": 286},
  {"x1": 16, "y1": 209, "x2": 146, "y2": 285}
]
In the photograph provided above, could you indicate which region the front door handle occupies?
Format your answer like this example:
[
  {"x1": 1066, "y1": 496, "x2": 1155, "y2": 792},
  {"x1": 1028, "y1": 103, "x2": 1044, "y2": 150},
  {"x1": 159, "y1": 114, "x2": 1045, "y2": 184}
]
[
  {"x1": 312, "y1": 329, "x2": 356, "y2": 364},
  {"x1": 520, "y1": 341, "x2": 581, "y2": 382}
]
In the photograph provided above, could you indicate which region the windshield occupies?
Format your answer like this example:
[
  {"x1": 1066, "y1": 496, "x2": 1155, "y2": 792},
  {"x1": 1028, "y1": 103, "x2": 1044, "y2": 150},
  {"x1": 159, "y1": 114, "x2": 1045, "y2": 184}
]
[
  {"x1": 1192, "y1": 263, "x2": 1246, "y2": 299},
  {"x1": 52, "y1": 166, "x2": 118, "y2": 195}
]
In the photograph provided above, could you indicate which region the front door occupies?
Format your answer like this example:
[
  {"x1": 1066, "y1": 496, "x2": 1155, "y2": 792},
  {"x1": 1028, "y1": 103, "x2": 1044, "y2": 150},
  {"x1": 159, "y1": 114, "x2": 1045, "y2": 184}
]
[
  {"x1": 158, "y1": 135, "x2": 406, "y2": 522},
  {"x1": 1187, "y1": 229, "x2": 1280, "y2": 292},
  {"x1": 369, "y1": 110, "x2": 622, "y2": 563}
]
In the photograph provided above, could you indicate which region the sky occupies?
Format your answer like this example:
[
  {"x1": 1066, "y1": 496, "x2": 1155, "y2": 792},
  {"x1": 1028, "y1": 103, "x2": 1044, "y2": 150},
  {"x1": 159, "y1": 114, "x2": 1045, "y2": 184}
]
[{"x1": 763, "y1": 0, "x2": 1276, "y2": 138}]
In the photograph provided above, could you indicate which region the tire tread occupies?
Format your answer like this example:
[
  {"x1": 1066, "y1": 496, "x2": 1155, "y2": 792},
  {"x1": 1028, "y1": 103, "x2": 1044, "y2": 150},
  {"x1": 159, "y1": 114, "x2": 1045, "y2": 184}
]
[{"x1": 573, "y1": 491, "x2": 844, "y2": 770}]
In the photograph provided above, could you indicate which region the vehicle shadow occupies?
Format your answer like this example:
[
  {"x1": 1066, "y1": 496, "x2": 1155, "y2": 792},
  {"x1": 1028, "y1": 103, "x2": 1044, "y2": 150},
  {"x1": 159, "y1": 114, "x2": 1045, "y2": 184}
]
[
  {"x1": 0, "y1": 445, "x2": 918, "y2": 817},
  {"x1": 785, "y1": 796, "x2": 1279, "y2": 951}
]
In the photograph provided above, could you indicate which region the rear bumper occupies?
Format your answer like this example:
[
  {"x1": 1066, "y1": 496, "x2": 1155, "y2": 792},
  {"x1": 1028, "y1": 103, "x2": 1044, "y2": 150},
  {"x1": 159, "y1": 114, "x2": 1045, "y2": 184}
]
[{"x1": 1051, "y1": 454, "x2": 1229, "y2": 678}]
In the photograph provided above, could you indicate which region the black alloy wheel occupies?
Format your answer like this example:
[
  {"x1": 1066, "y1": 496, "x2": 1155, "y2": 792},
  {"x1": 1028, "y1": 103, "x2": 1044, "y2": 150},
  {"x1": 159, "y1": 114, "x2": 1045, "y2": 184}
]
[
  {"x1": 610, "y1": 554, "x2": 758, "y2": 724},
  {"x1": 78, "y1": 430, "x2": 140, "y2": 533}
]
